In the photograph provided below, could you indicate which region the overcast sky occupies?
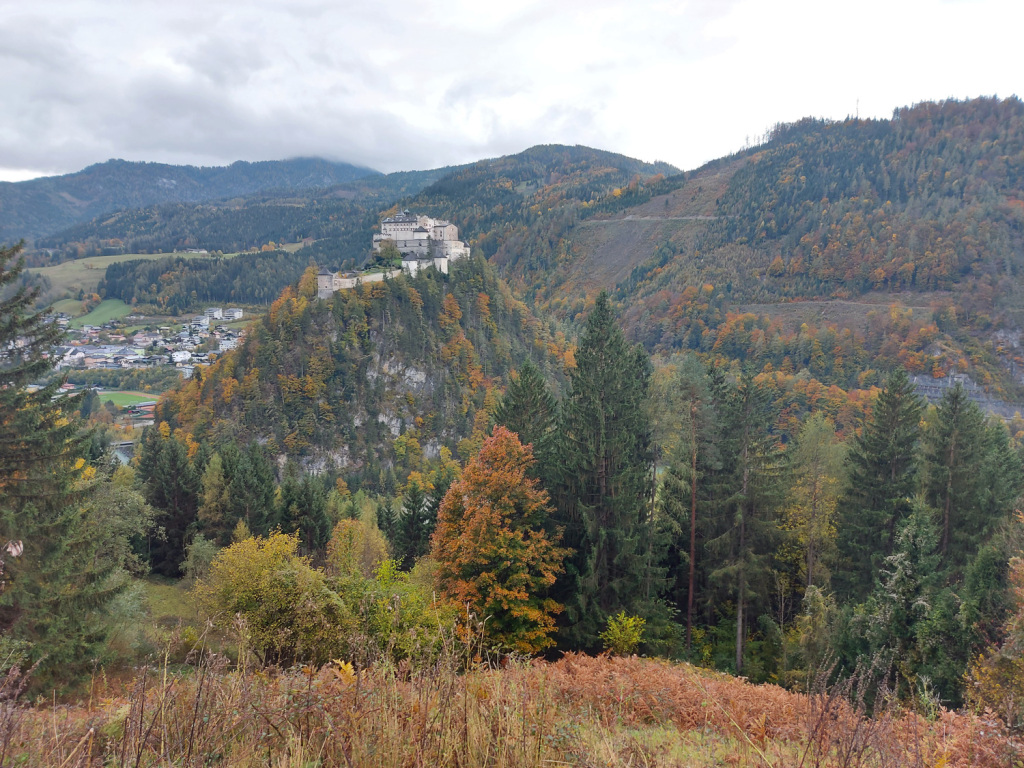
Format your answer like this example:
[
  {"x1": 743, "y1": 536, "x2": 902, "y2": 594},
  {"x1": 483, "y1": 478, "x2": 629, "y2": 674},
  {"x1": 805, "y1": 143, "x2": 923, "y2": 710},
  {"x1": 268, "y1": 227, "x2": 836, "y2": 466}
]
[{"x1": 1, "y1": 0, "x2": 1021, "y2": 181}]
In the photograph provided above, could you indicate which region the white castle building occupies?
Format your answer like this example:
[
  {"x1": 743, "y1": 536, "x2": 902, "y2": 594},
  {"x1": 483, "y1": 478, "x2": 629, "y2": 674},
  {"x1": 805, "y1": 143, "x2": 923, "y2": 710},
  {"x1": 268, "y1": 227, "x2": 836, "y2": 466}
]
[
  {"x1": 316, "y1": 212, "x2": 470, "y2": 298},
  {"x1": 372, "y1": 210, "x2": 470, "y2": 276}
]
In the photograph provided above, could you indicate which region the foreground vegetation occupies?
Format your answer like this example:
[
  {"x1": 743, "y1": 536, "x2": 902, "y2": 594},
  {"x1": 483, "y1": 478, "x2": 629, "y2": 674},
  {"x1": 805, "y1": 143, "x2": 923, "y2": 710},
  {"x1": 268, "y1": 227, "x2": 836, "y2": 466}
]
[{"x1": 2, "y1": 653, "x2": 1016, "y2": 767}]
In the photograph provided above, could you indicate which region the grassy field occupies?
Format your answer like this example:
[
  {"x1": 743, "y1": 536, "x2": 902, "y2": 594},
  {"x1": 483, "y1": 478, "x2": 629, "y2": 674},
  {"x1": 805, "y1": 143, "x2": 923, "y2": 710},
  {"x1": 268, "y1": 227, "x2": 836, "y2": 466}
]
[
  {"x1": 50, "y1": 298, "x2": 84, "y2": 315},
  {"x1": 141, "y1": 577, "x2": 194, "y2": 626},
  {"x1": 97, "y1": 390, "x2": 159, "y2": 408},
  {"x1": 30, "y1": 251, "x2": 225, "y2": 303},
  {"x1": 69, "y1": 298, "x2": 131, "y2": 327}
]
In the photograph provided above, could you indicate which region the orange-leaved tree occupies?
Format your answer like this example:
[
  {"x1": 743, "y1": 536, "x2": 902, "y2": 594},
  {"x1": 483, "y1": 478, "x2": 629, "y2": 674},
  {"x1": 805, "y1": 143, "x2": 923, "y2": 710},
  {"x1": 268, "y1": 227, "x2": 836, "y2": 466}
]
[{"x1": 431, "y1": 426, "x2": 567, "y2": 654}]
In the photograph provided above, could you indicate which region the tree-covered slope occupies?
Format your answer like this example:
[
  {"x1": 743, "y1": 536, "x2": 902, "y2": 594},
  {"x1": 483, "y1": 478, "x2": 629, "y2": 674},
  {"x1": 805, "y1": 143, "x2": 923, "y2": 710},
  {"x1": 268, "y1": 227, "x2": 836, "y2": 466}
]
[
  {"x1": 41, "y1": 144, "x2": 676, "y2": 266},
  {"x1": 1, "y1": 156, "x2": 378, "y2": 243},
  {"x1": 494, "y1": 98, "x2": 1024, "y2": 397},
  {"x1": 57, "y1": 145, "x2": 677, "y2": 312},
  {"x1": 157, "y1": 256, "x2": 569, "y2": 479},
  {"x1": 35, "y1": 164, "x2": 464, "y2": 264}
]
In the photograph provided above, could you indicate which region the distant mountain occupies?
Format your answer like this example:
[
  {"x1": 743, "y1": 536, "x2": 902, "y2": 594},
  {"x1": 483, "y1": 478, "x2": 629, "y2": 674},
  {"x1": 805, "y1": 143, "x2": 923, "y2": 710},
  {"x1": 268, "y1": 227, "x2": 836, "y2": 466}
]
[
  {"x1": 35, "y1": 164, "x2": 465, "y2": 261},
  {"x1": 0, "y1": 157, "x2": 378, "y2": 242},
  {"x1": 37, "y1": 144, "x2": 678, "y2": 267}
]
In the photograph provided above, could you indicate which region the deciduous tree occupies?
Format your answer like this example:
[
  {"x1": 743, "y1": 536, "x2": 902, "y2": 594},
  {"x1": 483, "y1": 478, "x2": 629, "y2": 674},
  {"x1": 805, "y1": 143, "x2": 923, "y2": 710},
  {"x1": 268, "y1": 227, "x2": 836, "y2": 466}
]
[{"x1": 432, "y1": 426, "x2": 566, "y2": 653}]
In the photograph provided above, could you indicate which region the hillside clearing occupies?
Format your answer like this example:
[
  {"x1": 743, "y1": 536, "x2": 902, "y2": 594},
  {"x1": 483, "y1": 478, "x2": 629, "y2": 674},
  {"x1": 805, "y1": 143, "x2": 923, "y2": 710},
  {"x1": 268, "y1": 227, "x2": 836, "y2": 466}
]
[
  {"x1": 68, "y1": 299, "x2": 130, "y2": 327},
  {"x1": 3, "y1": 653, "x2": 1013, "y2": 767}
]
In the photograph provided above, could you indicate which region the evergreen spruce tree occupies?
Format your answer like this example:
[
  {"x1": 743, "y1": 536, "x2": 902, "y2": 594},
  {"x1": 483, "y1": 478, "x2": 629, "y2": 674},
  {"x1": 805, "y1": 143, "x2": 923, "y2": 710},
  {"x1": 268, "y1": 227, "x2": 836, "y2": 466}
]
[
  {"x1": 395, "y1": 476, "x2": 431, "y2": 568},
  {"x1": 859, "y1": 500, "x2": 941, "y2": 698},
  {"x1": 0, "y1": 243, "x2": 137, "y2": 688},
  {"x1": 140, "y1": 427, "x2": 201, "y2": 576},
  {"x1": 554, "y1": 292, "x2": 659, "y2": 648},
  {"x1": 376, "y1": 497, "x2": 397, "y2": 544},
  {"x1": 224, "y1": 441, "x2": 276, "y2": 536},
  {"x1": 705, "y1": 370, "x2": 784, "y2": 674},
  {"x1": 492, "y1": 359, "x2": 557, "y2": 482},
  {"x1": 426, "y1": 447, "x2": 461, "y2": 526},
  {"x1": 923, "y1": 384, "x2": 1017, "y2": 572},
  {"x1": 277, "y1": 467, "x2": 330, "y2": 555},
  {"x1": 836, "y1": 368, "x2": 923, "y2": 600}
]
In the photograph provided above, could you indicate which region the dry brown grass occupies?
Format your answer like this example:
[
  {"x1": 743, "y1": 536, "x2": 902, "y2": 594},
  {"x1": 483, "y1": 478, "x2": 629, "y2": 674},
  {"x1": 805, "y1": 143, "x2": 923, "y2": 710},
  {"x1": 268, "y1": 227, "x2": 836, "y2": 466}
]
[{"x1": 0, "y1": 651, "x2": 1018, "y2": 767}]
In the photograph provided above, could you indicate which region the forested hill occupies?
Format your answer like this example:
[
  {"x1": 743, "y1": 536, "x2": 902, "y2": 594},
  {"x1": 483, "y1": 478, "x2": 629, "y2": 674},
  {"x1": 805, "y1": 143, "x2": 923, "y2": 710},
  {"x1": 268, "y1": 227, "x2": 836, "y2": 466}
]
[
  {"x1": 46, "y1": 100, "x2": 1024, "y2": 394},
  {"x1": 0, "y1": 156, "x2": 377, "y2": 242},
  {"x1": 38, "y1": 144, "x2": 676, "y2": 266},
  {"x1": 404, "y1": 144, "x2": 679, "y2": 258},
  {"x1": 38, "y1": 163, "x2": 465, "y2": 265},
  {"x1": 494, "y1": 97, "x2": 1024, "y2": 398},
  {"x1": 157, "y1": 255, "x2": 569, "y2": 480}
]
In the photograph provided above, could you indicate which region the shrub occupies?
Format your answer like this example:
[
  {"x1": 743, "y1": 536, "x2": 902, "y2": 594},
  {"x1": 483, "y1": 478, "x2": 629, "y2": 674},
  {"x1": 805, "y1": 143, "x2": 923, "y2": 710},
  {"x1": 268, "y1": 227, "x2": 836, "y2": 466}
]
[
  {"x1": 600, "y1": 612, "x2": 646, "y2": 656},
  {"x1": 336, "y1": 557, "x2": 459, "y2": 666},
  {"x1": 192, "y1": 532, "x2": 354, "y2": 666},
  {"x1": 182, "y1": 534, "x2": 219, "y2": 586}
]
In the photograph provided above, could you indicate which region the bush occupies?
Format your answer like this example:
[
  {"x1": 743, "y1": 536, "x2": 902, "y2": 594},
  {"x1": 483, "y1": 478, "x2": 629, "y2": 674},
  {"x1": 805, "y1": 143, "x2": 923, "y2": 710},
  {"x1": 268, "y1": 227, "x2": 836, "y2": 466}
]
[
  {"x1": 335, "y1": 558, "x2": 459, "y2": 666},
  {"x1": 182, "y1": 534, "x2": 218, "y2": 586},
  {"x1": 600, "y1": 612, "x2": 646, "y2": 656},
  {"x1": 192, "y1": 532, "x2": 355, "y2": 667}
]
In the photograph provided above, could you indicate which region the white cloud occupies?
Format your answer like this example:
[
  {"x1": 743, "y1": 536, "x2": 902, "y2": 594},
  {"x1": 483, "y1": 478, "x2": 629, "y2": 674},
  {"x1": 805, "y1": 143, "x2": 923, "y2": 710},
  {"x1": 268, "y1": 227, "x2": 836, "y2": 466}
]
[{"x1": 0, "y1": 0, "x2": 1021, "y2": 181}]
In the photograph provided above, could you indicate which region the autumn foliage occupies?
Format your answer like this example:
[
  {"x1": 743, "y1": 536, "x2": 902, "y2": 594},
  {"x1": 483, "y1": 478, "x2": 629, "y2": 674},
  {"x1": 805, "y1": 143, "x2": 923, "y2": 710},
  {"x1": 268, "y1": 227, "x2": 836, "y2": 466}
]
[{"x1": 431, "y1": 426, "x2": 567, "y2": 653}]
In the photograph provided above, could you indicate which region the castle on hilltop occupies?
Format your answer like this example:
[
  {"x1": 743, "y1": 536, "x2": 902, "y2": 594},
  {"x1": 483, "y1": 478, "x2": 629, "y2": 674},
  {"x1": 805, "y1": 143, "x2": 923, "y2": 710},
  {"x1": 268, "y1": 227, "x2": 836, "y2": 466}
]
[
  {"x1": 373, "y1": 211, "x2": 470, "y2": 276},
  {"x1": 316, "y1": 212, "x2": 470, "y2": 298}
]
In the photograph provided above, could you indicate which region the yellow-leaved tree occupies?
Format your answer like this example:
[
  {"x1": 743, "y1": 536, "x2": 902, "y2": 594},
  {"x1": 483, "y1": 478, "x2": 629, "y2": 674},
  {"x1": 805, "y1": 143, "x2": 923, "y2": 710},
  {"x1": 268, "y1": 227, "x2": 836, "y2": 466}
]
[
  {"x1": 193, "y1": 531, "x2": 354, "y2": 666},
  {"x1": 783, "y1": 413, "x2": 845, "y2": 590}
]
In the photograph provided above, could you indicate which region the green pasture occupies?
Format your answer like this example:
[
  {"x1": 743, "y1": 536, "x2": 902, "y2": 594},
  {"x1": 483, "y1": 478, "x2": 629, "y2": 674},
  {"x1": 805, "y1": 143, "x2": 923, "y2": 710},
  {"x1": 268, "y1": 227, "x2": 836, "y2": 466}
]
[
  {"x1": 69, "y1": 299, "x2": 131, "y2": 328},
  {"x1": 50, "y1": 298, "x2": 84, "y2": 316},
  {"x1": 98, "y1": 390, "x2": 159, "y2": 408}
]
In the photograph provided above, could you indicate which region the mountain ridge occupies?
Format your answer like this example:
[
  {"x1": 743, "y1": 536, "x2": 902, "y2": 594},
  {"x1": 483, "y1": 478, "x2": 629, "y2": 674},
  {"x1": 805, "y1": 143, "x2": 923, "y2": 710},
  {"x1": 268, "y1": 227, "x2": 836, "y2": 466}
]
[{"x1": 0, "y1": 156, "x2": 379, "y2": 242}]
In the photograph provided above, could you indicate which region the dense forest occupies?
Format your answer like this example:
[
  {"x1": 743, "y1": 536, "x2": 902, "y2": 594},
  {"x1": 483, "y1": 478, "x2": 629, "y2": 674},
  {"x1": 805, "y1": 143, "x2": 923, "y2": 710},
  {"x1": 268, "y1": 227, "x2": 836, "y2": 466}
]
[
  {"x1": 23, "y1": 247, "x2": 1020, "y2": 715},
  {"x1": 100, "y1": 250, "x2": 317, "y2": 311},
  {"x1": 35, "y1": 145, "x2": 670, "y2": 267},
  {"x1": 155, "y1": 255, "x2": 568, "y2": 472},
  {"x1": 53, "y1": 100, "x2": 1024, "y2": 401},
  {"x1": 34, "y1": 164, "x2": 464, "y2": 266}
]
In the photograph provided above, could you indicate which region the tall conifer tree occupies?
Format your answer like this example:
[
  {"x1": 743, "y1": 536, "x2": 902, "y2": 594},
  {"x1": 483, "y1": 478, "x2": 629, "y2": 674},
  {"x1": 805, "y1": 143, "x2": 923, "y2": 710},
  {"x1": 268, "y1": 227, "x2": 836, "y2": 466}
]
[
  {"x1": 492, "y1": 359, "x2": 556, "y2": 482},
  {"x1": 836, "y1": 368, "x2": 923, "y2": 600},
  {"x1": 140, "y1": 428, "x2": 201, "y2": 576},
  {"x1": 554, "y1": 292, "x2": 658, "y2": 648},
  {"x1": 923, "y1": 384, "x2": 1016, "y2": 571},
  {"x1": 0, "y1": 243, "x2": 137, "y2": 687},
  {"x1": 705, "y1": 370, "x2": 784, "y2": 674}
]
